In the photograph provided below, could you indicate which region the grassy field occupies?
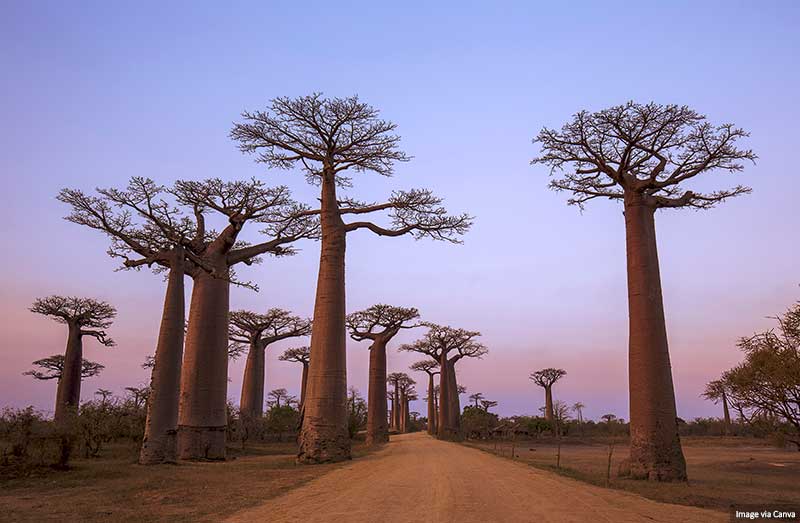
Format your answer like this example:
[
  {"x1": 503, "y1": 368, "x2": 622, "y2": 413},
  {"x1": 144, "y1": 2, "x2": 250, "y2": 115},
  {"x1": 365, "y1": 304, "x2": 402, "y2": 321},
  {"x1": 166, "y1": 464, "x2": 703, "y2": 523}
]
[
  {"x1": 0, "y1": 442, "x2": 368, "y2": 522},
  {"x1": 464, "y1": 436, "x2": 800, "y2": 512}
]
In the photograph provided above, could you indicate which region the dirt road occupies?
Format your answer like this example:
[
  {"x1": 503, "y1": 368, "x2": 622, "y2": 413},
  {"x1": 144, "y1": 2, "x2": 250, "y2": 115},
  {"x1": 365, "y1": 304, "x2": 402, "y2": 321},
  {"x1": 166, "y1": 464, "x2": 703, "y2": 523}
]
[{"x1": 225, "y1": 433, "x2": 724, "y2": 523}]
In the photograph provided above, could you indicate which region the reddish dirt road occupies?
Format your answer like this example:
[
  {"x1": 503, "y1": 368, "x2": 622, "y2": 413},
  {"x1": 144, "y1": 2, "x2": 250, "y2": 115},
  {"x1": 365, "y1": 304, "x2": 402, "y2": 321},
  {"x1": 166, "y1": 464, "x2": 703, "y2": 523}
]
[{"x1": 225, "y1": 432, "x2": 725, "y2": 523}]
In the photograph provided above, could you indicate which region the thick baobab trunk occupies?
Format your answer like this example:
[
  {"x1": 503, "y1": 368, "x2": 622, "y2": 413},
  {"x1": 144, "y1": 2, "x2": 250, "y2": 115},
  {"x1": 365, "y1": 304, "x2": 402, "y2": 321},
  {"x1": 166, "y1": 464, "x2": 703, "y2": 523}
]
[
  {"x1": 427, "y1": 374, "x2": 436, "y2": 435},
  {"x1": 178, "y1": 268, "x2": 230, "y2": 460},
  {"x1": 399, "y1": 387, "x2": 407, "y2": 433},
  {"x1": 298, "y1": 171, "x2": 350, "y2": 463},
  {"x1": 623, "y1": 192, "x2": 687, "y2": 481},
  {"x1": 54, "y1": 324, "x2": 83, "y2": 422},
  {"x1": 544, "y1": 386, "x2": 554, "y2": 422},
  {"x1": 140, "y1": 252, "x2": 185, "y2": 464},
  {"x1": 447, "y1": 361, "x2": 461, "y2": 432},
  {"x1": 722, "y1": 391, "x2": 731, "y2": 436},
  {"x1": 300, "y1": 363, "x2": 309, "y2": 408},
  {"x1": 366, "y1": 340, "x2": 389, "y2": 445},
  {"x1": 437, "y1": 356, "x2": 461, "y2": 439},
  {"x1": 240, "y1": 341, "x2": 266, "y2": 418},
  {"x1": 392, "y1": 382, "x2": 401, "y2": 431},
  {"x1": 434, "y1": 391, "x2": 439, "y2": 431}
]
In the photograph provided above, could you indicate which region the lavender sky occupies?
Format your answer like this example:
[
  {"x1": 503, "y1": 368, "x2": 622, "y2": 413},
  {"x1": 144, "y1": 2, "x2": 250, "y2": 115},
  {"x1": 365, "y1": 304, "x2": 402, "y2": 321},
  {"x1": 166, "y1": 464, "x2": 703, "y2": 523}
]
[{"x1": 1, "y1": 1, "x2": 798, "y2": 422}]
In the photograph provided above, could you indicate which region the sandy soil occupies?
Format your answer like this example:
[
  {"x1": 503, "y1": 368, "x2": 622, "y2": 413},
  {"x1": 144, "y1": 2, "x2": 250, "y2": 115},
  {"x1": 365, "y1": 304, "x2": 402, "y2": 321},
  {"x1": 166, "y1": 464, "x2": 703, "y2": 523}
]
[{"x1": 225, "y1": 433, "x2": 725, "y2": 523}]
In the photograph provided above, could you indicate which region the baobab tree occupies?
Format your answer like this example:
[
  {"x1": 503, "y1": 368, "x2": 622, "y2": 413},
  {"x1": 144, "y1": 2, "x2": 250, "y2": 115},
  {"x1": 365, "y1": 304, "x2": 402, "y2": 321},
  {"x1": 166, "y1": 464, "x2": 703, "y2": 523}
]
[
  {"x1": 267, "y1": 388, "x2": 293, "y2": 409},
  {"x1": 572, "y1": 402, "x2": 585, "y2": 424},
  {"x1": 400, "y1": 324, "x2": 486, "y2": 439},
  {"x1": 410, "y1": 360, "x2": 439, "y2": 435},
  {"x1": 125, "y1": 386, "x2": 150, "y2": 409},
  {"x1": 469, "y1": 392, "x2": 485, "y2": 408},
  {"x1": 601, "y1": 414, "x2": 618, "y2": 424},
  {"x1": 530, "y1": 368, "x2": 566, "y2": 422},
  {"x1": 573, "y1": 402, "x2": 586, "y2": 436},
  {"x1": 59, "y1": 177, "x2": 317, "y2": 462},
  {"x1": 29, "y1": 296, "x2": 115, "y2": 422},
  {"x1": 347, "y1": 305, "x2": 420, "y2": 445},
  {"x1": 24, "y1": 355, "x2": 104, "y2": 384},
  {"x1": 480, "y1": 400, "x2": 498, "y2": 412},
  {"x1": 95, "y1": 389, "x2": 113, "y2": 404},
  {"x1": 387, "y1": 372, "x2": 413, "y2": 433},
  {"x1": 403, "y1": 389, "x2": 418, "y2": 433},
  {"x1": 229, "y1": 309, "x2": 311, "y2": 419},
  {"x1": 232, "y1": 94, "x2": 472, "y2": 462},
  {"x1": 171, "y1": 178, "x2": 317, "y2": 460},
  {"x1": 702, "y1": 379, "x2": 732, "y2": 435},
  {"x1": 59, "y1": 179, "x2": 193, "y2": 464},
  {"x1": 533, "y1": 102, "x2": 755, "y2": 481},
  {"x1": 398, "y1": 376, "x2": 416, "y2": 433},
  {"x1": 278, "y1": 346, "x2": 311, "y2": 407}
]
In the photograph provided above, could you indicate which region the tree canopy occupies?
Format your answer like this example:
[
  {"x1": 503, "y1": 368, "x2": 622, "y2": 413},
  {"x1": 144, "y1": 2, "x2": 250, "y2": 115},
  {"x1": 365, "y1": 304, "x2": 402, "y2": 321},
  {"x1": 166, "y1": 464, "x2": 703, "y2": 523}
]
[
  {"x1": 278, "y1": 346, "x2": 311, "y2": 365},
  {"x1": 532, "y1": 102, "x2": 756, "y2": 210},
  {"x1": 530, "y1": 368, "x2": 567, "y2": 388},
  {"x1": 30, "y1": 296, "x2": 116, "y2": 346},
  {"x1": 24, "y1": 355, "x2": 104, "y2": 381},
  {"x1": 346, "y1": 304, "x2": 420, "y2": 342}
]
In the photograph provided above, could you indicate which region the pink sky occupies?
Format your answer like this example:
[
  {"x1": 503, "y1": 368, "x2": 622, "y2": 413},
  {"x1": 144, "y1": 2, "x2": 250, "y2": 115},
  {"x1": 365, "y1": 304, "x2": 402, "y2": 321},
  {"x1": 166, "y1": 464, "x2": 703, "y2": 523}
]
[{"x1": 1, "y1": 2, "x2": 798, "y2": 422}]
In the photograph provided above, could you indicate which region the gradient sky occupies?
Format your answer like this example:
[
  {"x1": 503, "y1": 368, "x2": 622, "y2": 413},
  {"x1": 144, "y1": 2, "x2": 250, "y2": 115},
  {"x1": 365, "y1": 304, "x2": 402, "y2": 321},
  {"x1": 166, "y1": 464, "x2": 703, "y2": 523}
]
[{"x1": 1, "y1": 1, "x2": 798, "y2": 423}]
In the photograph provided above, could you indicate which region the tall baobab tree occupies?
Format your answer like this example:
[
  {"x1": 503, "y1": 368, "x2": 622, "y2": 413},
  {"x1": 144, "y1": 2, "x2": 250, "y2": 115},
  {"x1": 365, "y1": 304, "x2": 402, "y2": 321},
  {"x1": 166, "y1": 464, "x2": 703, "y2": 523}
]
[
  {"x1": 410, "y1": 360, "x2": 439, "y2": 435},
  {"x1": 400, "y1": 324, "x2": 486, "y2": 439},
  {"x1": 403, "y1": 388, "x2": 418, "y2": 433},
  {"x1": 59, "y1": 177, "x2": 316, "y2": 462},
  {"x1": 573, "y1": 402, "x2": 586, "y2": 436},
  {"x1": 278, "y1": 346, "x2": 311, "y2": 407},
  {"x1": 469, "y1": 392, "x2": 485, "y2": 408},
  {"x1": 530, "y1": 368, "x2": 566, "y2": 422},
  {"x1": 572, "y1": 402, "x2": 585, "y2": 424},
  {"x1": 229, "y1": 309, "x2": 311, "y2": 419},
  {"x1": 232, "y1": 94, "x2": 472, "y2": 462},
  {"x1": 126, "y1": 386, "x2": 150, "y2": 409},
  {"x1": 432, "y1": 385, "x2": 440, "y2": 429},
  {"x1": 171, "y1": 178, "x2": 317, "y2": 460},
  {"x1": 702, "y1": 379, "x2": 732, "y2": 435},
  {"x1": 24, "y1": 355, "x2": 104, "y2": 385},
  {"x1": 59, "y1": 178, "x2": 192, "y2": 464},
  {"x1": 267, "y1": 388, "x2": 294, "y2": 409},
  {"x1": 397, "y1": 375, "x2": 416, "y2": 433},
  {"x1": 95, "y1": 389, "x2": 113, "y2": 404},
  {"x1": 480, "y1": 400, "x2": 498, "y2": 412},
  {"x1": 30, "y1": 296, "x2": 115, "y2": 422},
  {"x1": 387, "y1": 372, "x2": 412, "y2": 432},
  {"x1": 532, "y1": 102, "x2": 755, "y2": 481},
  {"x1": 347, "y1": 305, "x2": 421, "y2": 445}
]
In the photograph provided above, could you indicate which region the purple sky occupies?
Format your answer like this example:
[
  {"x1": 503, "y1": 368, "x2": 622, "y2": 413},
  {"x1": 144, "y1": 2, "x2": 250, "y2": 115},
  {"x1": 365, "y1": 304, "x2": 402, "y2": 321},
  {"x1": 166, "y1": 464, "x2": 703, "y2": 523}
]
[{"x1": 1, "y1": 1, "x2": 798, "y2": 422}]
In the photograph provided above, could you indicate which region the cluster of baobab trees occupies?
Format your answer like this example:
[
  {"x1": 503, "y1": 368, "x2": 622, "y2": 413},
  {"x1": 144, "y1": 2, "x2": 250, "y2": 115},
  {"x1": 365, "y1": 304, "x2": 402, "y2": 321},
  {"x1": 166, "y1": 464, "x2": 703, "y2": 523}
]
[
  {"x1": 26, "y1": 95, "x2": 755, "y2": 484},
  {"x1": 32, "y1": 94, "x2": 471, "y2": 465},
  {"x1": 345, "y1": 304, "x2": 487, "y2": 444}
]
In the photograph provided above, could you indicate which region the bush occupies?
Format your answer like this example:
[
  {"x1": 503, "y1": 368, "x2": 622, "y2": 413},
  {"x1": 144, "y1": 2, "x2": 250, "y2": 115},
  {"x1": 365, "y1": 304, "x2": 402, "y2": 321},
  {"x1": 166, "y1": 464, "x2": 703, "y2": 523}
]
[{"x1": 461, "y1": 406, "x2": 499, "y2": 439}]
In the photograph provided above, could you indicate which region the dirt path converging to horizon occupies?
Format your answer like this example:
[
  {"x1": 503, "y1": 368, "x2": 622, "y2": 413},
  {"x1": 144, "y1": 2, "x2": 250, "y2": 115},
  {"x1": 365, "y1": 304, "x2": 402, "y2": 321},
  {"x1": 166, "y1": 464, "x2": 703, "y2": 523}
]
[{"x1": 225, "y1": 433, "x2": 724, "y2": 523}]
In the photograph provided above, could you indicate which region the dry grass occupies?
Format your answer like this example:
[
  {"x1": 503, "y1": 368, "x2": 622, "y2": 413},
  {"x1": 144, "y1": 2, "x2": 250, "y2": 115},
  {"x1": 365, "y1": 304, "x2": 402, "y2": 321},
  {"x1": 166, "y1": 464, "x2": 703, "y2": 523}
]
[
  {"x1": 465, "y1": 436, "x2": 800, "y2": 512},
  {"x1": 0, "y1": 441, "x2": 370, "y2": 522}
]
